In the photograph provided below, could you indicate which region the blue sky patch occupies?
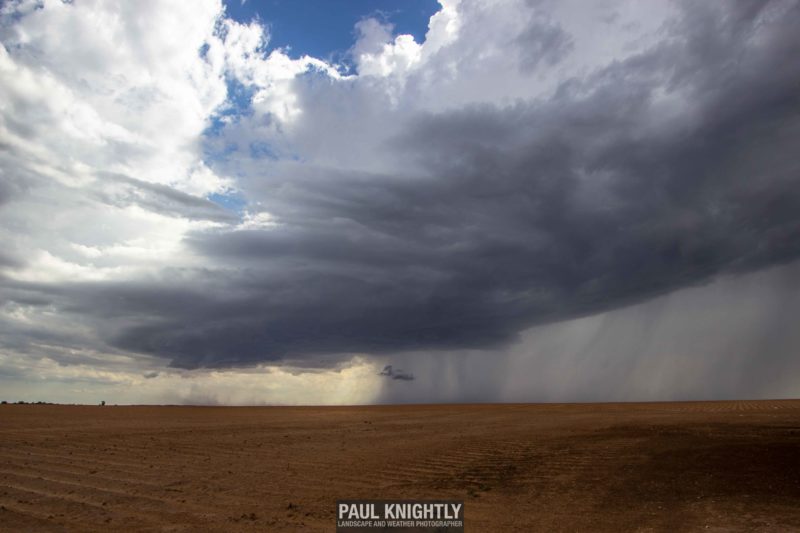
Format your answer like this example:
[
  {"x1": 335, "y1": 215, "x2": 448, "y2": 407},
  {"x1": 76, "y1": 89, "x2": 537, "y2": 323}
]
[
  {"x1": 208, "y1": 191, "x2": 247, "y2": 214},
  {"x1": 223, "y1": 0, "x2": 440, "y2": 62},
  {"x1": 205, "y1": 77, "x2": 256, "y2": 137}
]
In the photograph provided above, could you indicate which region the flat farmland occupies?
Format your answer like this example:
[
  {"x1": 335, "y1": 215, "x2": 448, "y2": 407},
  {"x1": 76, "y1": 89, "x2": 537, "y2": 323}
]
[{"x1": 2, "y1": 401, "x2": 800, "y2": 532}]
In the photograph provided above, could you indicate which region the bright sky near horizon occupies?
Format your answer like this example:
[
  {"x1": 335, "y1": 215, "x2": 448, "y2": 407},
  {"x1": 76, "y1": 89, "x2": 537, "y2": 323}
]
[{"x1": 1, "y1": 0, "x2": 799, "y2": 405}]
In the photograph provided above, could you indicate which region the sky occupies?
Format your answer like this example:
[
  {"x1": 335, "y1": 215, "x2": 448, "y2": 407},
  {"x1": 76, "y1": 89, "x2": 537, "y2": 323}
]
[{"x1": 0, "y1": 0, "x2": 799, "y2": 405}]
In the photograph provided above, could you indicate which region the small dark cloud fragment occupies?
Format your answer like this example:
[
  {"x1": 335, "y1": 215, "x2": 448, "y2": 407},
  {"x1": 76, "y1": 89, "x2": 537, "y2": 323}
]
[{"x1": 379, "y1": 365, "x2": 414, "y2": 381}]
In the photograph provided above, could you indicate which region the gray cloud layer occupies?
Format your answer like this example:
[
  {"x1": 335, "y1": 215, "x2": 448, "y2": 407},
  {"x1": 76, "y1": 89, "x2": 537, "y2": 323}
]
[
  {"x1": 107, "y1": 1, "x2": 800, "y2": 368},
  {"x1": 2, "y1": 1, "x2": 799, "y2": 377}
]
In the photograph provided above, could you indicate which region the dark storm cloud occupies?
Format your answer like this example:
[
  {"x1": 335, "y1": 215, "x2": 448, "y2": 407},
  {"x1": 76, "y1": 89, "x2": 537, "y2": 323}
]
[{"x1": 11, "y1": 1, "x2": 799, "y2": 370}]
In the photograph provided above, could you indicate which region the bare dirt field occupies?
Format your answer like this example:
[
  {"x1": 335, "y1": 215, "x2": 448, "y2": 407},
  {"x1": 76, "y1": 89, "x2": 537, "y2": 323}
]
[{"x1": 1, "y1": 400, "x2": 800, "y2": 532}]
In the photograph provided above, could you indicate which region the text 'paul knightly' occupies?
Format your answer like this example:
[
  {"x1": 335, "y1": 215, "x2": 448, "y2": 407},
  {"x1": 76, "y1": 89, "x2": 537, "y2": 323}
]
[
  {"x1": 336, "y1": 500, "x2": 465, "y2": 532},
  {"x1": 338, "y1": 502, "x2": 462, "y2": 520}
]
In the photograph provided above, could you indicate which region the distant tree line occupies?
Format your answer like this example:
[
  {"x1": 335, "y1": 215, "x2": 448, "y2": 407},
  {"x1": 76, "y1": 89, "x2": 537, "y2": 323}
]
[
  {"x1": 1, "y1": 400, "x2": 55, "y2": 405},
  {"x1": 0, "y1": 401, "x2": 109, "y2": 405}
]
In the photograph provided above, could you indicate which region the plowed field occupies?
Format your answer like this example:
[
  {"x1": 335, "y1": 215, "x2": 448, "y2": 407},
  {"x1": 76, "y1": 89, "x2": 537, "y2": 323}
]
[{"x1": 2, "y1": 401, "x2": 800, "y2": 531}]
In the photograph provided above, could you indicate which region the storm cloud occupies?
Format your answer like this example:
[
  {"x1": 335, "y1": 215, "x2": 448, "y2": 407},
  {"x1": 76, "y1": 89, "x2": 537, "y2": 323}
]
[
  {"x1": 1, "y1": 0, "x2": 799, "y2": 402},
  {"x1": 104, "y1": 1, "x2": 800, "y2": 367}
]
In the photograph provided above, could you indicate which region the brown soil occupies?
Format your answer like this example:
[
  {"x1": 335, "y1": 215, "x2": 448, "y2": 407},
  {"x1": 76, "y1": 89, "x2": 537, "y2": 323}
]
[{"x1": 1, "y1": 400, "x2": 800, "y2": 532}]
